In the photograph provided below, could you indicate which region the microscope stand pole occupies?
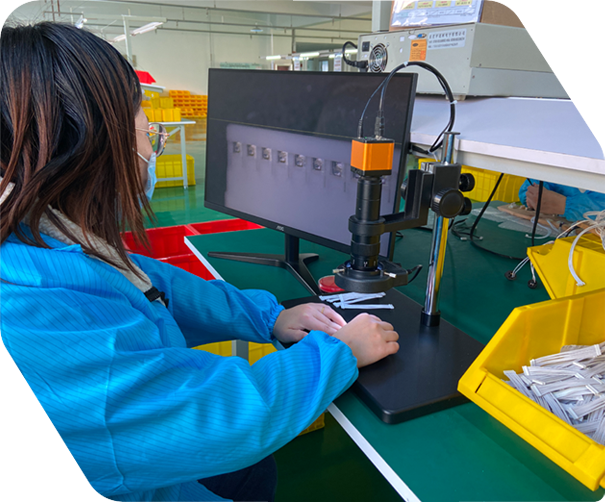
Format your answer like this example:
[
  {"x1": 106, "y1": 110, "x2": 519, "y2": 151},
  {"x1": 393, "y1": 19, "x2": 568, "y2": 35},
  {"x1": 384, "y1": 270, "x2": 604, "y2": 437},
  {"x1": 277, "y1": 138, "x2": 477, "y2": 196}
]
[{"x1": 422, "y1": 132, "x2": 459, "y2": 327}]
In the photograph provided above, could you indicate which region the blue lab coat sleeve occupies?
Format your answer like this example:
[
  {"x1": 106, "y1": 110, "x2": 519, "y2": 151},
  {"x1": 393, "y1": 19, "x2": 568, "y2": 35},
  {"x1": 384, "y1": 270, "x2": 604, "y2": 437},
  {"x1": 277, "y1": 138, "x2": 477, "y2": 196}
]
[
  {"x1": 518, "y1": 180, "x2": 605, "y2": 221},
  {"x1": 1, "y1": 238, "x2": 359, "y2": 500},
  {"x1": 0, "y1": 284, "x2": 357, "y2": 499},
  {"x1": 130, "y1": 254, "x2": 284, "y2": 347}
]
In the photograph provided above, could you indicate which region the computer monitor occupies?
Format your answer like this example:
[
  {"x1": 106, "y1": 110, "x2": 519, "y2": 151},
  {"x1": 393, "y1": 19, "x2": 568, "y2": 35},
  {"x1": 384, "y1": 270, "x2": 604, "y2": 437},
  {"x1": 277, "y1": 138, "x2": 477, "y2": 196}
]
[{"x1": 205, "y1": 69, "x2": 417, "y2": 293}]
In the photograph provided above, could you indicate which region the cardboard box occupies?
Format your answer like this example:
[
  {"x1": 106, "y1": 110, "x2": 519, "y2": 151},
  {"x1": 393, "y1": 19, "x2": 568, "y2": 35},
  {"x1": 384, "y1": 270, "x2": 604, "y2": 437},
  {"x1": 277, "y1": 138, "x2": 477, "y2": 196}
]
[
  {"x1": 390, "y1": 0, "x2": 555, "y2": 31},
  {"x1": 481, "y1": 0, "x2": 555, "y2": 31}
]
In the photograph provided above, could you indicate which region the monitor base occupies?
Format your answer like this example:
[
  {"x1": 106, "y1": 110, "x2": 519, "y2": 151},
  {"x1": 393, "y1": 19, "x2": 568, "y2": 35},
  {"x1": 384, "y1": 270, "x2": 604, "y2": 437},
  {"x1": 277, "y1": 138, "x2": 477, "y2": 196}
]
[{"x1": 209, "y1": 234, "x2": 320, "y2": 295}]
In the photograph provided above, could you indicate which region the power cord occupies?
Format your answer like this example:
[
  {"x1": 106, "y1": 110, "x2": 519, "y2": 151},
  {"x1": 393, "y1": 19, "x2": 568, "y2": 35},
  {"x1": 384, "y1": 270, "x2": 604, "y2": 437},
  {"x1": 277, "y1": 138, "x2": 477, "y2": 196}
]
[
  {"x1": 341, "y1": 42, "x2": 368, "y2": 71},
  {"x1": 357, "y1": 60, "x2": 455, "y2": 155},
  {"x1": 452, "y1": 173, "x2": 528, "y2": 262}
]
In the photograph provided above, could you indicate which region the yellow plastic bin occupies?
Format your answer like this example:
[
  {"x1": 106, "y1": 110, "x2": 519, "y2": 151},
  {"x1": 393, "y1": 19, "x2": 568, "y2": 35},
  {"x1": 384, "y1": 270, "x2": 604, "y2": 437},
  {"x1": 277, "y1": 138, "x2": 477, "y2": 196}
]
[
  {"x1": 194, "y1": 341, "x2": 232, "y2": 357},
  {"x1": 156, "y1": 154, "x2": 196, "y2": 188},
  {"x1": 160, "y1": 97, "x2": 175, "y2": 109},
  {"x1": 528, "y1": 234, "x2": 605, "y2": 299},
  {"x1": 248, "y1": 342, "x2": 277, "y2": 365},
  {"x1": 161, "y1": 109, "x2": 182, "y2": 122},
  {"x1": 458, "y1": 289, "x2": 605, "y2": 490}
]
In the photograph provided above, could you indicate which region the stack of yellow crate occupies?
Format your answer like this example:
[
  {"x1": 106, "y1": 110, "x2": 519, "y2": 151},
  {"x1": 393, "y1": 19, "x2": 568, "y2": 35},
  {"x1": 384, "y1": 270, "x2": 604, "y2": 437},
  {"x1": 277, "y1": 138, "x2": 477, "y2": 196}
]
[
  {"x1": 169, "y1": 90, "x2": 208, "y2": 118},
  {"x1": 141, "y1": 90, "x2": 182, "y2": 123}
]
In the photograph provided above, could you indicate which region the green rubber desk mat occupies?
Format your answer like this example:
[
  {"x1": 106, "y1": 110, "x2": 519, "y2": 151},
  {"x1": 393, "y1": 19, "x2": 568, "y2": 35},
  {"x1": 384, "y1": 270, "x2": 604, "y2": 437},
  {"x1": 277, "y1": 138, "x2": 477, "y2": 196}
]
[{"x1": 185, "y1": 210, "x2": 604, "y2": 501}]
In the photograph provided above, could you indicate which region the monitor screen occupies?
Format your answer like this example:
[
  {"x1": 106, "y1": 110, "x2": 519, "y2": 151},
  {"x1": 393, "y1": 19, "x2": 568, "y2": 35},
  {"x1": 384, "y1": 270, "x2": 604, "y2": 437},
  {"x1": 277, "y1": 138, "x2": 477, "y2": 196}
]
[{"x1": 205, "y1": 69, "x2": 417, "y2": 257}]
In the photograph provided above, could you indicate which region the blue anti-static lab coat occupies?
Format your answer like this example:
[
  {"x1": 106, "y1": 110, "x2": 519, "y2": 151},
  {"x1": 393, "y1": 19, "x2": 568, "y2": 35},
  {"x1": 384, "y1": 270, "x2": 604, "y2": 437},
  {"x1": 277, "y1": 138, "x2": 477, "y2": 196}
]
[
  {"x1": 519, "y1": 180, "x2": 605, "y2": 221},
  {"x1": 1, "y1": 228, "x2": 358, "y2": 501}
]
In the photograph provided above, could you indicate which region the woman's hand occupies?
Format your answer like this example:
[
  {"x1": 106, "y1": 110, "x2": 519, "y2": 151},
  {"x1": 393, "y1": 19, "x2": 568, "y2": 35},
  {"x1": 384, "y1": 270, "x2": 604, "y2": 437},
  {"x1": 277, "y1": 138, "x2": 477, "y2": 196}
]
[
  {"x1": 526, "y1": 185, "x2": 566, "y2": 215},
  {"x1": 273, "y1": 303, "x2": 347, "y2": 344},
  {"x1": 333, "y1": 313, "x2": 399, "y2": 368}
]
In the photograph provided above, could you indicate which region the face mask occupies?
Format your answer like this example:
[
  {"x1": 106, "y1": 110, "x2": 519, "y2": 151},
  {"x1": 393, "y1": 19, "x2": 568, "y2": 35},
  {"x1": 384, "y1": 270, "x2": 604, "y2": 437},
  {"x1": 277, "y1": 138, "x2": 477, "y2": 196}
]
[{"x1": 137, "y1": 151, "x2": 157, "y2": 202}]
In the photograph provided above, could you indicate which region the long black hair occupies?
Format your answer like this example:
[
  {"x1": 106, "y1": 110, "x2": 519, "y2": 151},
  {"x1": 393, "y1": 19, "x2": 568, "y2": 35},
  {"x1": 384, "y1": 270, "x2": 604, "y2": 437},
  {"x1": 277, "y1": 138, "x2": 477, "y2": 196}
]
[{"x1": 0, "y1": 22, "x2": 151, "y2": 273}]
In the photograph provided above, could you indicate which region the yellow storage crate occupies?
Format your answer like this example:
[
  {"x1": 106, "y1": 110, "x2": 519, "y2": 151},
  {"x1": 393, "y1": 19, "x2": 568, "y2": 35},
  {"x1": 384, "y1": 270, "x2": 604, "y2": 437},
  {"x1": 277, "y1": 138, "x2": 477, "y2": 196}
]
[
  {"x1": 156, "y1": 154, "x2": 196, "y2": 188},
  {"x1": 298, "y1": 413, "x2": 326, "y2": 436},
  {"x1": 141, "y1": 100, "x2": 152, "y2": 108},
  {"x1": 417, "y1": 159, "x2": 526, "y2": 203},
  {"x1": 458, "y1": 289, "x2": 605, "y2": 491},
  {"x1": 462, "y1": 165, "x2": 525, "y2": 202},
  {"x1": 153, "y1": 109, "x2": 164, "y2": 122},
  {"x1": 528, "y1": 234, "x2": 605, "y2": 299},
  {"x1": 248, "y1": 342, "x2": 277, "y2": 365},
  {"x1": 143, "y1": 108, "x2": 155, "y2": 122},
  {"x1": 160, "y1": 97, "x2": 175, "y2": 109},
  {"x1": 193, "y1": 341, "x2": 232, "y2": 357},
  {"x1": 144, "y1": 90, "x2": 160, "y2": 99},
  {"x1": 150, "y1": 97, "x2": 161, "y2": 109},
  {"x1": 161, "y1": 109, "x2": 182, "y2": 122}
]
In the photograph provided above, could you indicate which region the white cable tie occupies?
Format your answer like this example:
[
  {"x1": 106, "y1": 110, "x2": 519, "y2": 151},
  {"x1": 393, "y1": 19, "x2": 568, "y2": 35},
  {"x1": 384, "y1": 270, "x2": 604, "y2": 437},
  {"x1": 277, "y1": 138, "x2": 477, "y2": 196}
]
[
  {"x1": 339, "y1": 293, "x2": 386, "y2": 305},
  {"x1": 337, "y1": 304, "x2": 394, "y2": 310}
]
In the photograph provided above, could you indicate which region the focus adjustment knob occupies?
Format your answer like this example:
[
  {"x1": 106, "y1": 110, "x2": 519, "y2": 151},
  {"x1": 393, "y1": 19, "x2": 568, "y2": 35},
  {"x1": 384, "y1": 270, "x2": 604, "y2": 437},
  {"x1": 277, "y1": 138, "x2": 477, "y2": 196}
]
[
  {"x1": 461, "y1": 197, "x2": 473, "y2": 216},
  {"x1": 459, "y1": 173, "x2": 475, "y2": 192},
  {"x1": 432, "y1": 189, "x2": 464, "y2": 218}
]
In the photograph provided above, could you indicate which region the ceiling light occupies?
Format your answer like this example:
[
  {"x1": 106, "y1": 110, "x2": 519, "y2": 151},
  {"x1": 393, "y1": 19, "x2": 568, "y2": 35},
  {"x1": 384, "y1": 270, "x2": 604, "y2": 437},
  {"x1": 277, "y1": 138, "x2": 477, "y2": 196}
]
[
  {"x1": 266, "y1": 55, "x2": 282, "y2": 60},
  {"x1": 250, "y1": 25, "x2": 263, "y2": 33},
  {"x1": 112, "y1": 34, "x2": 126, "y2": 42},
  {"x1": 345, "y1": 48, "x2": 357, "y2": 54},
  {"x1": 131, "y1": 22, "x2": 163, "y2": 36},
  {"x1": 299, "y1": 52, "x2": 320, "y2": 58}
]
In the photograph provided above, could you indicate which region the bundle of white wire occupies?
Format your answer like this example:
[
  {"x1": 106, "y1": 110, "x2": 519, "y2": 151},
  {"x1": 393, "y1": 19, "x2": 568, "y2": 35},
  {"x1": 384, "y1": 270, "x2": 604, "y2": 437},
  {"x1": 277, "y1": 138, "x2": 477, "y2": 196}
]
[
  {"x1": 564, "y1": 210, "x2": 605, "y2": 287},
  {"x1": 504, "y1": 342, "x2": 605, "y2": 445}
]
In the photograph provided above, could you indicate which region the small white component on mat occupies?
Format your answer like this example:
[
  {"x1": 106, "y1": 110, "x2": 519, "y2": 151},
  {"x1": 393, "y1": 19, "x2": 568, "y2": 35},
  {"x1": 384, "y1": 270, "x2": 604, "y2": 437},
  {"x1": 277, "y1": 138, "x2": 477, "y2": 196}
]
[
  {"x1": 318, "y1": 292, "x2": 393, "y2": 310},
  {"x1": 335, "y1": 304, "x2": 395, "y2": 310}
]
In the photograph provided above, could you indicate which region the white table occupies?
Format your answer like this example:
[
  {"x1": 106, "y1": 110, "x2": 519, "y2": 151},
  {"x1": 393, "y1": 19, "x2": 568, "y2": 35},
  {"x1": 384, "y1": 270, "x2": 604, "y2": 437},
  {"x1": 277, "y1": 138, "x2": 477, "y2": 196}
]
[
  {"x1": 140, "y1": 83, "x2": 166, "y2": 94},
  {"x1": 157, "y1": 120, "x2": 197, "y2": 189},
  {"x1": 411, "y1": 96, "x2": 605, "y2": 192}
]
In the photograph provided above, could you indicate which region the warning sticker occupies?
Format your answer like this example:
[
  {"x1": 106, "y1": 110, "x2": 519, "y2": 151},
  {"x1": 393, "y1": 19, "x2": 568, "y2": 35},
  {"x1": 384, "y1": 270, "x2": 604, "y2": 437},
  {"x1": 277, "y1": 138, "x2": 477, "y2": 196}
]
[
  {"x1": 435, "y1": 1, "x2": 452, "y2": 7},
  {"x1": 427, "y1": 28, "x2": 467, "y2": 50},
  {"x1": 409, "y1": 38, "x2": 427, "y2": 61}
]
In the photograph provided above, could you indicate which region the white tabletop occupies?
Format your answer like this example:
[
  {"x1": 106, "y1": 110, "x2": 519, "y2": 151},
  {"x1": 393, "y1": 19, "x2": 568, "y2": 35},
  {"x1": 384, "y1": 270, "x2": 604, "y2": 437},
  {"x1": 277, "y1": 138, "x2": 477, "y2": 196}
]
[
  {"x1": 158, "y1": 121, "x2": 197, "y2": 126},
  {"x1": 141, "y1": 83, "x2": 166, "y2": 92},
  {"x1": 411, "y1": 96, "x2": 605, "y2": 192}
]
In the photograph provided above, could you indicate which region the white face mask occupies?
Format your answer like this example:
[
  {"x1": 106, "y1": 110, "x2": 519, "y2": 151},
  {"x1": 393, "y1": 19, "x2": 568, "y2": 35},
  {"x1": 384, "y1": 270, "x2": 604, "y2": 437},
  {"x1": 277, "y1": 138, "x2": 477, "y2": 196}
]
[{"x1": 137, "y1": 151, "x2": 157, "y2": 202}]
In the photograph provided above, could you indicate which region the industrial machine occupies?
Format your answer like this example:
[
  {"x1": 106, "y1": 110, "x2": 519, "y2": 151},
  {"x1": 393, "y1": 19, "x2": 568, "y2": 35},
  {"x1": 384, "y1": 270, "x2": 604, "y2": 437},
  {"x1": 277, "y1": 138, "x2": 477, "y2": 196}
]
[{"x1": 355, "y1": 23, "x2": 567, "y2": 99}]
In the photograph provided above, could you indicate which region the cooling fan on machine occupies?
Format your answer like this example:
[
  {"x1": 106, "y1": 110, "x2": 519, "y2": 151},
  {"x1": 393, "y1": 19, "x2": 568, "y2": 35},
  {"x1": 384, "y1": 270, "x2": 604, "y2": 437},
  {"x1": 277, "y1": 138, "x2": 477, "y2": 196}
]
[{"x1": 369, "y1": 43, "x2": 388, "y2": 73}]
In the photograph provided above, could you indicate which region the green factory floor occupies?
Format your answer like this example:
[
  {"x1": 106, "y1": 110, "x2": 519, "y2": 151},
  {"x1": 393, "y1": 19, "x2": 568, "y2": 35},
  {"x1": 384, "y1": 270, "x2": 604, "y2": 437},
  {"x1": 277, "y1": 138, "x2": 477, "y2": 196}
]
[{"x1": 147, "y1": 149, "x2": 402, "y2": 500}]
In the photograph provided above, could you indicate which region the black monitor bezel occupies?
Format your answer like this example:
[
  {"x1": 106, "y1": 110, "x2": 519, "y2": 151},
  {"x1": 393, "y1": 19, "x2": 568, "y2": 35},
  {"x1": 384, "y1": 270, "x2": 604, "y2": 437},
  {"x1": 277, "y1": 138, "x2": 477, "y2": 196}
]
[{"x1": 204, "y1": 68, "x2": 418, "y2": 260}]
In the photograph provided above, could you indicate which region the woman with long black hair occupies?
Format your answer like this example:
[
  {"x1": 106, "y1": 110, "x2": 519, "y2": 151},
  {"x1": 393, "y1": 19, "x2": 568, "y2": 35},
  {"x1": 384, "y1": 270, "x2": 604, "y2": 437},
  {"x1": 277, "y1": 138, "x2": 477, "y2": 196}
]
[{"x1": 0, "y1": 22, "x2": 399, "y2": 502}]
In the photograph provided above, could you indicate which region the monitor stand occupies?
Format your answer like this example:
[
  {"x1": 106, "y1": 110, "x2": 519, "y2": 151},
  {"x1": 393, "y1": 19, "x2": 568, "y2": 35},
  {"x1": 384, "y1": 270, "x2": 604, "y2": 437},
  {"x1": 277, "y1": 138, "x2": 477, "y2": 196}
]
[{"x1": 208, "y1": 234, "x2": 321, "y2": 295}]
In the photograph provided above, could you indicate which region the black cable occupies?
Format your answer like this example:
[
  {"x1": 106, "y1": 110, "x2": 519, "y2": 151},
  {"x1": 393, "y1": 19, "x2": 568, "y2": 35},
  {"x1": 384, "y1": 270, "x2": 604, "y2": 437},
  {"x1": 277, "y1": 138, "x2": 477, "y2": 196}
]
[
  {"x1": 406, "y1": 264, "x2": 423, "y2": 284},
  {"x1": 359, "y1": 60, "x2": 455, "y2": 152},
  {"x1": 342, "y1": 41, "x2": 368, "y2": 70},
  {"x1": 469, "y1": 173, "x2": 504, "y2": 239},
  {"x1": 530, "y1": 181, "x2": 544, "y2": 247},
  {"x1": 358, "y1": 79, "x2": 387, "y2": 138},
  {"x1": 457, "y1": 173, "x2": 525, "y2": 261}
]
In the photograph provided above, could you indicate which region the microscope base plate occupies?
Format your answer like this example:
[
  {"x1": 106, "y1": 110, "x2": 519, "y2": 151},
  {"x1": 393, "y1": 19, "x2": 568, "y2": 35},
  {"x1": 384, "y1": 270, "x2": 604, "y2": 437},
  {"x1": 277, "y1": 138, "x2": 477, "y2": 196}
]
[{"x1": 282, "y1": 288, "x2": 484, "y2": 424}]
